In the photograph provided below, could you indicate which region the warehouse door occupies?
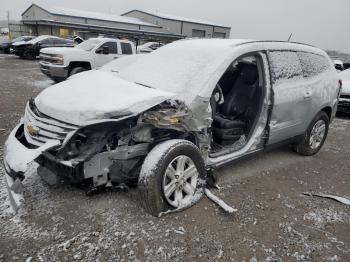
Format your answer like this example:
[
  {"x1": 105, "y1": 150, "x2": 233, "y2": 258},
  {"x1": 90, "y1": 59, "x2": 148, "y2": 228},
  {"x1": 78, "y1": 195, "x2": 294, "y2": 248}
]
[
  {"x1": 213, "y1": 32, "x2": 226, "y2": 38},
  {"x1": 192, "y1": 29, "x2": 206, "y2": 38}
]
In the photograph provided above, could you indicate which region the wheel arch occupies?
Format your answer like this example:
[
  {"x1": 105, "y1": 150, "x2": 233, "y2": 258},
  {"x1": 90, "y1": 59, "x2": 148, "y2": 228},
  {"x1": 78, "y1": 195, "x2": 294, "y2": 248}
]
[
  {"x1": 68, "y1": 61, "x2": 92, "y2": 73},
  {"x1": 321, "y1": 106, "x2": 332, "y2": 121}
]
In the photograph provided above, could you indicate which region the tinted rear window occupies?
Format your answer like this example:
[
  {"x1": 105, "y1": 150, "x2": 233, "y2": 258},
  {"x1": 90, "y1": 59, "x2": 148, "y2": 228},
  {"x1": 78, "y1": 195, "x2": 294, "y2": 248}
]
[
  {"x1": 121, "y1": 42, "x2": 132, "y2": 54},
  {"x1": 297, "y1": 52, "x2": 330, "y2": 78}
]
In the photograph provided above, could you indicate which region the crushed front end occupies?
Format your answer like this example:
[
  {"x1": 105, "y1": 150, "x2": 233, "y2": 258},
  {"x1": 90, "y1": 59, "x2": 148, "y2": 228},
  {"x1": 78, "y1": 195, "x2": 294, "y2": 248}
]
[{"x1": 3, "y1": 99, "x2": 208, "y2": 212}]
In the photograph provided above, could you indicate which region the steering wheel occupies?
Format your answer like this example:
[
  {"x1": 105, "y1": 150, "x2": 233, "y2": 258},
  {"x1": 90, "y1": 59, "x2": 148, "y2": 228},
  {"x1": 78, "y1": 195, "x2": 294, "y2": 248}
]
[{"x1": 214, "y1": 84, "x2": 224, "y2": 104}]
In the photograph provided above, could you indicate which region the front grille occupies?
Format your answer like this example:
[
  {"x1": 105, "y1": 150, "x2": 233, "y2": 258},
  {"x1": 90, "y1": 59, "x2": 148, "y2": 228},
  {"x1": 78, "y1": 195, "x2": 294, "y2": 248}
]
[{"x1": 23, "y1": 101, "x2": 79, "y2": 147}]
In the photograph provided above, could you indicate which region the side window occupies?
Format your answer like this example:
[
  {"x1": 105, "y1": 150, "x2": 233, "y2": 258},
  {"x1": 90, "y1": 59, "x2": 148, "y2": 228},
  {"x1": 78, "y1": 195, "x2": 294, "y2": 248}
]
[
  {"x1": 268, "y1": 51, "x2": 303, "y2": 84},
  {"x1": 102, "y1": 42, "x2": 118, "y2": 54},
  {"x1": 40, "y1": 38, "x2": 54, "y2": 45},
  {"x1": 297, "y1": 52, "x2": 330, "y2": 78},
  {"x1": 121, "y1": 42, "x2": 133, "y2": 54},
  {"x1": 54, "y1": 39, "x2": 67, "y2": 45}
]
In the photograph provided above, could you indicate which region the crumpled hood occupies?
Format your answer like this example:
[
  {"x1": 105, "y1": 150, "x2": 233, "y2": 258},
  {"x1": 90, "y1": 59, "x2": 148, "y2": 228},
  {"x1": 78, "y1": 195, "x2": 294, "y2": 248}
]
[
  {"x1": 12, "y1": 41, "x2": 30, "y2": 47},
  {"x1": 35, "y1": 70, "x2": 175, "y2": 126}
]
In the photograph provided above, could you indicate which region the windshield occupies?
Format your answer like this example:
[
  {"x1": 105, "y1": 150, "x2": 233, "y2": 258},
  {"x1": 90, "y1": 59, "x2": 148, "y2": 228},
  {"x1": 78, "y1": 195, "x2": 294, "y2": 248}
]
[
  {"x1": 12, "y1": 36, "x2": 28, "y2": 42},
  {"x1": 75, "y1": 39, "x2": 101, "y2": 51}
]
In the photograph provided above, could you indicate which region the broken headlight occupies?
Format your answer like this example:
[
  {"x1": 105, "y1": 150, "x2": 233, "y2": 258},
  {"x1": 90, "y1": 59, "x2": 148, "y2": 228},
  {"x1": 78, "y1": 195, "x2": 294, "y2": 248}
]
[{"x1": 59, "y1": 122, "x2": 124, "y2": 160}]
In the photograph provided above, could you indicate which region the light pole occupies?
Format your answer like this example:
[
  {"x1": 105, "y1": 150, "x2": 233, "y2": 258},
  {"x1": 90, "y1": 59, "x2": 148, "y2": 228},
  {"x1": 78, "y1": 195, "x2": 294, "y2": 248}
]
[{"x1": 7, "y1": 10, "x2": 11, "y2": 40}]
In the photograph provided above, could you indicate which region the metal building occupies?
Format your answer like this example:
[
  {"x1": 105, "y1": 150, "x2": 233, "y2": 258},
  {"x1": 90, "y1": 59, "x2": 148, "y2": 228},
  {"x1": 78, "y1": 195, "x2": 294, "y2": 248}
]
[
  {"x1": 19, "y1": 4, "x2": 231, "y2": 43},
  {"x1": 122, "y1": 10, "x2": 231, "y2": 39}
]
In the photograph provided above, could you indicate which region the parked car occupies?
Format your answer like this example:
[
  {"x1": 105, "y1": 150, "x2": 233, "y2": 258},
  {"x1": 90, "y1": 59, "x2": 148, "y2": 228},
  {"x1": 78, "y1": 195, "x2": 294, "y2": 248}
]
[
  {"x1": 12, "y1": 35, "x2": 75, "y2": 60},
  {"x1": 0, "y1": 38, "x2": 11, "y2": 53},
  {"x1": 0, "y1": 36, "x2": 35, "y2": 54},
  {"x1": 343, "y1": 62, "x2": 350, "y2": 70},
  {"x1": 4, "y1": 39, "x2": 340, "y2": 216},
  {"x1": 334, "y1": 59, "x2": 344, "y2": 72},
  {"x1": 338, "y1": 69, "x2": 350, "y2": 113},
  {"x1": 39, "y1": 38, "x2": 136, "y2": 82},
  {"x1": 137, "y1": 42, "x2": 164, "y2": 53}
]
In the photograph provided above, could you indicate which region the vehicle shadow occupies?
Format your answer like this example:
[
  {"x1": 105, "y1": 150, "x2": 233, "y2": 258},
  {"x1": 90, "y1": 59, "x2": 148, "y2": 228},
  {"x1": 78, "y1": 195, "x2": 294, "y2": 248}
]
[{"x1": 336, "y1": 112, "x2": 350, "y2": 120}]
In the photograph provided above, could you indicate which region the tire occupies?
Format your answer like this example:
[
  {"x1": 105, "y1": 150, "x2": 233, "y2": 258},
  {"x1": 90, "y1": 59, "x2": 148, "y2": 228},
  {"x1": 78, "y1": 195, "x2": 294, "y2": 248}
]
[
  {"x1": 3, "y1": 48, "x2": 10, "y2": 54},
  {"x1": 138, "y1": 139, "x2": 206, "y2": 217},
  {"x1": 69, "y1": 67, "x2": 86, "y2": 76},
  {"x1": 293, "y1": 111, "x2": 329, "y2": 156},
  {"x1": 24, "y1": 50, "x2": 36, "y2": 60}
]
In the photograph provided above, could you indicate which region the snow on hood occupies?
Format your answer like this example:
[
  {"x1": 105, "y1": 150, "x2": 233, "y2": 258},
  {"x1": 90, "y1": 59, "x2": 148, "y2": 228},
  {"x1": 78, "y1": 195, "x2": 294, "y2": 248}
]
[
  {"x1": 35, "y1": 70, "x2": 175, "y2": 126},
  {"x1": 12, "y1": 35, "x2": 58, "y2": 46},
  {"x1": 12, "y1": 41, "x2": 27, "y2": 46},
  {"x1": 40, "y1": 47, "x2": 86, "y2": 55},
  {"x1": 340, "y1": 69, "x2": 350, "y2": 95}
]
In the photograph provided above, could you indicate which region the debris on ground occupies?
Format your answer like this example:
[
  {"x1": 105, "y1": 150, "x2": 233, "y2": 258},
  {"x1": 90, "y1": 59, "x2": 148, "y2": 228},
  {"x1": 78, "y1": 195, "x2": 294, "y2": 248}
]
[
  {"x1": 303, "y1": 192, "x2": 350, "y2": 206},
  {"x1": 204, "y1": 188, "x2": 237, "y2": 213}
]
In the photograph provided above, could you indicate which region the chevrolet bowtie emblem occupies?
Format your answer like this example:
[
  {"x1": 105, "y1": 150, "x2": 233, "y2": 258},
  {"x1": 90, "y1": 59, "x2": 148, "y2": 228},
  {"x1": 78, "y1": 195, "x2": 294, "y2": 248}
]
[{"x1": 27, "y1": 123, "x2": 40, "y2": 136}]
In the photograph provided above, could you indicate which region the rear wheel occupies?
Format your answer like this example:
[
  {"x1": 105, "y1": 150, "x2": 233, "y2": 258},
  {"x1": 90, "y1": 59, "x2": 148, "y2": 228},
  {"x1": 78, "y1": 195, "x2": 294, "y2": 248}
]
[
  {"x1": 69, "y1": 67, "x2": 87, "y2": 76},
  {"x1": 138, "y1": 140, "x2": 206, "y2": 216},
  {"x1": 293, "y1": 111, "x2": 329, "y2": 156}
]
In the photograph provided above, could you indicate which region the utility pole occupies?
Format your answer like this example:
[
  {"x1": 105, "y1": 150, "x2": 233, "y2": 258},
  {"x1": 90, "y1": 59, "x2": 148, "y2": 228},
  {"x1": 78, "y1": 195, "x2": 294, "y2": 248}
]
[{"x1": 7, "y1": 10, "x2": 11, "y2": 40}]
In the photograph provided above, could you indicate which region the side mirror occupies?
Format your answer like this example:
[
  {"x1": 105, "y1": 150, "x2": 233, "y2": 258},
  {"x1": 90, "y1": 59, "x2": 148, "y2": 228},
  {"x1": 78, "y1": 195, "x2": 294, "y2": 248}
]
[
  {"x1": 96, "y1": 46, "x2": 109, "y2": 55},
  {"x1": 102, "y1": 46, "x2": 109, "y2": 55}
]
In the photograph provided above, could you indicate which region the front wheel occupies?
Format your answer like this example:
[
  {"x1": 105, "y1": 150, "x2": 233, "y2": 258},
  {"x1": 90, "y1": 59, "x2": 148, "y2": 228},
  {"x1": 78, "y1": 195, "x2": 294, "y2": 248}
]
[
  {"x1": 293, "y1": 111, "x2": 329, "y2": 156},
  {"x1": 24, "y1": 50, "x2": 36, "y2": 60},
  {"x1": 69, "y1": 67, "x2": 87, "y2": 76},
  {"x1": 138, "y1": 140, "x2": 206, "y2": 217}
]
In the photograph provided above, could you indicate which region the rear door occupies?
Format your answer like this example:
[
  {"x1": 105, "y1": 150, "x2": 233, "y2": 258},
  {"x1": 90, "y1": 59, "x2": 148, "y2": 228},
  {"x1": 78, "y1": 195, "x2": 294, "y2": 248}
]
[
  {"x1": 38, "y1": 38, "x2": 55, "y2": 49},
  {"x1": 120, "y1": 42, "x2": 135, "y2": 55},
  {"x1": 267, "y1": 50, "x2": 312, "y2": 145}
]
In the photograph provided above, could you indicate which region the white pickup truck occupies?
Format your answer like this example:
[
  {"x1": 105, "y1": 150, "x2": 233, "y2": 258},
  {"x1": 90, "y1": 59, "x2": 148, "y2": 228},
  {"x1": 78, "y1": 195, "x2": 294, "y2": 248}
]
[{"x1": 39, "y1": 38, "x2": 136, "y2": 82}]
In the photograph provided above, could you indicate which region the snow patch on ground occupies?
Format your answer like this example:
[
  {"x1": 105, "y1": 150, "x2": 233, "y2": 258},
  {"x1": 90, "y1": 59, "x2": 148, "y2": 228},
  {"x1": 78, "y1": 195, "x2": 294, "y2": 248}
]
[{"x1": 303, "y1": 207, "x2": 350, "y2": 228}]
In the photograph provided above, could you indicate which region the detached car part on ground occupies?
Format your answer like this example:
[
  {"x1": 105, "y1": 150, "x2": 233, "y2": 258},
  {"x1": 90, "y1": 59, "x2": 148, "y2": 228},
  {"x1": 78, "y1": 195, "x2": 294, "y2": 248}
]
[
  {"x1": 3, "y1": 39, "x2": 340, "y2": 216},
  {"x1": 39, "y1": 38, "x2": 136, "y2": 82},
  {"x1": 12, "y1": 35, "x2": 75, "y2": 60}
]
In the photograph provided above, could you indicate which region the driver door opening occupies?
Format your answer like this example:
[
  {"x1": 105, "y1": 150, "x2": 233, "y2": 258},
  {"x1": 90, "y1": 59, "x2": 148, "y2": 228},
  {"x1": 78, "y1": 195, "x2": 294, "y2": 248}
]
[{"x1": 210, "y1": 54, "x2": 266, "y2": 155}]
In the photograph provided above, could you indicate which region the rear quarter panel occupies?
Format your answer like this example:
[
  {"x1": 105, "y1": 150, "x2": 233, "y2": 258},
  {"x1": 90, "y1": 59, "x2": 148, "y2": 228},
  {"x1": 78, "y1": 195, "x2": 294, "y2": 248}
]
[{"x1": 309, "y1": 68, "x2": 339, "y2": 123}]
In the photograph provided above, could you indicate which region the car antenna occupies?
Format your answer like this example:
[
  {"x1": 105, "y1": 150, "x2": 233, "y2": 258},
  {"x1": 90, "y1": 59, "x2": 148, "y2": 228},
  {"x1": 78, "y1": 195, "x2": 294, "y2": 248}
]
[{"x1": 287, "y1": 33, "x2": 293, "y2": 42}]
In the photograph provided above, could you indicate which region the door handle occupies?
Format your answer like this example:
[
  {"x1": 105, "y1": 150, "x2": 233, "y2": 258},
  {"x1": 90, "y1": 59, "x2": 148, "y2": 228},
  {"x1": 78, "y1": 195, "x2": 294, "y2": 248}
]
[{"x1": 304, "y1": 91, "x2": 312, "y2": 99}]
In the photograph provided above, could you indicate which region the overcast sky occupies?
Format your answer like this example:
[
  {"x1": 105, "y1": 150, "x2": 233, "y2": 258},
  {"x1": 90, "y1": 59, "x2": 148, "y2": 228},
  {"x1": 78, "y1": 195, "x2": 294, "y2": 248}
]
[{"x1": 1, "y1": 0, "x2": 349, "y2": 52}]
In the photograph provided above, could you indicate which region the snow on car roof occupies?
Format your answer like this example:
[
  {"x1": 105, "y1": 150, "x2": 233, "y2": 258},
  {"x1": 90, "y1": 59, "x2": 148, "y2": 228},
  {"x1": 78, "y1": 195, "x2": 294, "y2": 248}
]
[
  {"x1": 27, "y1": 35, "x2": 59, "y2": 44},
  {"x1": 26, "y1": 3, "x2": 159, "y2": 27},
  {"x1": 118, "y1": 39, "x2": 326, "y2": 105},
  {"x1": 118, "y1": 39, "x2": 250, "y2": 103}
]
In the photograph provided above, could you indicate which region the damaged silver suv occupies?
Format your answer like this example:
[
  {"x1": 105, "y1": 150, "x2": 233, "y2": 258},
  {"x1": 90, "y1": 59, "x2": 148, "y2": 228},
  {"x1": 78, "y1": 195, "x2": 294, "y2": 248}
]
[{"x1": 4, "y1": 39, "x2": 340, "y2": 216}]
